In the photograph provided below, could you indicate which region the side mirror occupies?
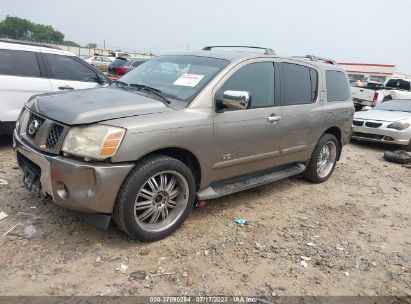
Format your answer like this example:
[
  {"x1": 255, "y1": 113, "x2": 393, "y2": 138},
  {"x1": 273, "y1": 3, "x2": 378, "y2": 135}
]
[{"x1": 217, "y1": 90, "x2": 252, "y2": 111}]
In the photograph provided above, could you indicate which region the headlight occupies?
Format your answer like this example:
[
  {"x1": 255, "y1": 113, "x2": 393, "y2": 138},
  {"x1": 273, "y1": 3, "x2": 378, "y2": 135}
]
[
  {"x1": 62, "y1": 125, "x2": 125, "y2": 160},
  {"x1": 387, "y1": 122, "x2": 410, "y2": 130}
]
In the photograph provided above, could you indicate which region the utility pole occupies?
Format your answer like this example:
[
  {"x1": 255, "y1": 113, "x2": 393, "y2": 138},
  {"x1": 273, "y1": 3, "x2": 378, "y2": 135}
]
[{"x1": 103, "y1": 40, "x2": 106, "y2": 49}]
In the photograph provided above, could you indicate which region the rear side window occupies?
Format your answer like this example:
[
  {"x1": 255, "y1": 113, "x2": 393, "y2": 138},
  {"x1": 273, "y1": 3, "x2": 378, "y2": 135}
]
[
  {"x1": 220, "y1": 62, "x2": 275, "y2": 108},
  {"x1": 281, "y1": 63, "x2": 317, "y2": 105},
  {"x1": 45, "y1": 54, "x2": 98, "y2": 82},
  {"x1": 110, "y1": 58, "x2": 128, "y2": 68},
  {"x1": 0, "y1": 49, "x2": 41, "y2": 77},
  {"x1": 326, "y1": 70, "x2": 350, "y2": 101}
]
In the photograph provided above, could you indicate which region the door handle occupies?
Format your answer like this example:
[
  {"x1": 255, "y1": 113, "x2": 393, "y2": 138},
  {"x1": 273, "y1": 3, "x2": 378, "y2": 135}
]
[
  {"x1": 267, "y1": 114, "x2": 282, "y2": 123},
  {"x1": 58, "y1": 85, "x2": 74, "y2": 90}
]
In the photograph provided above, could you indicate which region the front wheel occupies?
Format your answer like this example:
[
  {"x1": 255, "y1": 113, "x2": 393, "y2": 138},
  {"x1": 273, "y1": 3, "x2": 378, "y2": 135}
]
[
  {"x1": 113, "y1": 155, "x2": 196, "y2": 242},
  {"x1": 303, "y1": 134, "x2": 338, "y2": 183}
]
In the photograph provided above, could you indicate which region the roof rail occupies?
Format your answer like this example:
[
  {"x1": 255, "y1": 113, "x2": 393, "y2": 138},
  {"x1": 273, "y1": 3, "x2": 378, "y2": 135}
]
[
  {"x1": 0, "y1": 38, "x2": 61, "y2": 50},
  {"x1": 293, "y1": 55, "x2": 337, "y2": 65},
  {"x1": 202, "y1": 46, "x2": 276, "y2": 55}
]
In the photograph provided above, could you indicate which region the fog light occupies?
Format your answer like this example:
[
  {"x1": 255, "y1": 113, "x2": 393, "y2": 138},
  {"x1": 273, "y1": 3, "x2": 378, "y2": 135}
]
[{"x1": 56, "y1": 182, "x2": 69, "y2": 200}]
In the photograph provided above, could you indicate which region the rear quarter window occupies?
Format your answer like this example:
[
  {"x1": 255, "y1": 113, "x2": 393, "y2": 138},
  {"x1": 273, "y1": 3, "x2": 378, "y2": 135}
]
[
  {"x1": 326, "y1": 70, "x2": 350, "y2": 102},
  {"x1": 0, "y1": 49, "x2": 41, "y2": 77}
]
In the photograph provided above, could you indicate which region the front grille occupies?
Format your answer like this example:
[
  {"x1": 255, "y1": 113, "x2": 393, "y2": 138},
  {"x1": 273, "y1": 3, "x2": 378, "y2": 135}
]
[
  {"x1": 26, "y1": 113, "x2": 45, "y2": 139},
  {"x1": 365, "y1": 122, "x2": 382, "y2": 128},
  {"x1": 46, "y1": 124, "x2": 64, "y2": 149},
  {"x1": 20, "y1": 110, "x2": 68, "y2": 154},
  {"x1": 352, "y1": 120, "x2": 364, "y2": 127}
]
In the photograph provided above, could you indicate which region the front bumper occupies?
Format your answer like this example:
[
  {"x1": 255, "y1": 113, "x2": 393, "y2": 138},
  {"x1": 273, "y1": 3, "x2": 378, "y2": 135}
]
[
  {"x1": 13, "y1": 131, "x2": 134, "y2": 213},
  {"x1": 352, "y1": 125, "x2": 411, "y2": 146}
]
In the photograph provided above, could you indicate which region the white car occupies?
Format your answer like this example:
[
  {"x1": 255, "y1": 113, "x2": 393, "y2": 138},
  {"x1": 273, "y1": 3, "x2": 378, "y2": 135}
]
[
  {"x1": 83, "y1": 55, "x2": 112, "y2": 72},
  {"x1": 352, "y1": 99, "x2": 411, "y2": 150},
  {"x1": 0, "y1": 39, "x2": 111, "y2": 135}
]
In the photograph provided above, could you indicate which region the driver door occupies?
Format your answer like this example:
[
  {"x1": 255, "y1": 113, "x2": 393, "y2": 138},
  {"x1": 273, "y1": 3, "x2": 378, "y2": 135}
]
[{"x1": 212, "y1": 60, "x2": 282, "y2": 181}]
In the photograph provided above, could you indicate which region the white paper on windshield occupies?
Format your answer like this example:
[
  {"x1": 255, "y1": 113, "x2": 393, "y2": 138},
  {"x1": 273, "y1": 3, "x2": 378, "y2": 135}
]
[{"x1": 173, "y1": 73, "x2": 204, "y2": 87}]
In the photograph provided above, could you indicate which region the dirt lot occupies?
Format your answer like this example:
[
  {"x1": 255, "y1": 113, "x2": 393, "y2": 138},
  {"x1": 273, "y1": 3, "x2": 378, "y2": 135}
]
[{"x1": 0, "y1": 135, "x2": 410, "y2": 297}]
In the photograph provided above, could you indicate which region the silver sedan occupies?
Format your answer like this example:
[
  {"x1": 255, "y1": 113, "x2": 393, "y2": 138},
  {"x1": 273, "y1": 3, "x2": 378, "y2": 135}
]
[{"x1": 352, "y1": 99, "x2": 411, "y2": 151}]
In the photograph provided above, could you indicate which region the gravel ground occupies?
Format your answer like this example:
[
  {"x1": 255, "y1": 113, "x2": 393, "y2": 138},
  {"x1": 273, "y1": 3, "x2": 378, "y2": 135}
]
[{"x1": 0, "y1": 135, "x2": 410, "y2": 296}]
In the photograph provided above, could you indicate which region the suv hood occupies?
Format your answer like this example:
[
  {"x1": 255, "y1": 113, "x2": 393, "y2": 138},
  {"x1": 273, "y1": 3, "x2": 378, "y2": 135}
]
[{"x1": 26, "y1": 87, "x2": 172, "y2": 125}]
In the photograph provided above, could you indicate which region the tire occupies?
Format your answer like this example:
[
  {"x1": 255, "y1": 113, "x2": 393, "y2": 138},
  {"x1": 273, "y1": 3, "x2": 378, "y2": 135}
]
[
  {"x1": 303, "y1": 134, "x2": 339, "y2": 183},
  {"x1": 113, "y1": 155, "x2": 196, "y2": 242},
  {"x1": 383, "y1": 150, "x2": 411, "y2": 164}
]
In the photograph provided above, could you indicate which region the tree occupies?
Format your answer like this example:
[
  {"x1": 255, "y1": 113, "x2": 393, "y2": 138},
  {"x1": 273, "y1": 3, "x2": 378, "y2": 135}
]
[
  {"x1": 0, "y1": 15, "x2": 68, "y2": 45},
  {"x1": 0, "y1": 16, "x2": 33, "y2": 40},
  {"x1": 62, "y1": 40, "x2": 80, "y2": 47}
]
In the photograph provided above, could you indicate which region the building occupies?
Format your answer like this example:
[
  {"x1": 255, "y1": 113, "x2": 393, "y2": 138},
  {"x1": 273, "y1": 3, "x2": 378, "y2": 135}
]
[{"x1": 338, "y1": 62, "x2": 396, "y2": 83}]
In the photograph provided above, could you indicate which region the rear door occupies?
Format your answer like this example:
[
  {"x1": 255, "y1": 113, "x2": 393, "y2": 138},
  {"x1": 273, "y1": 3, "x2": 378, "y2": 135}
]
[
  {"x1": 277, "y1": 61, "x2": 322, "y2": 165},
  {"x1": 42, "y1": 53, "x2": 102, "y2": 91},
  {"x1": 0, "y1": 49, "x2": 52, "y2": 122}
]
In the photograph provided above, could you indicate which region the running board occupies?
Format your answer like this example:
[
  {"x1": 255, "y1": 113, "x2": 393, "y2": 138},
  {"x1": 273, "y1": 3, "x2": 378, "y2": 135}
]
[{"x1": 197, "y1": 163, "x2": 306, "y2": 200}]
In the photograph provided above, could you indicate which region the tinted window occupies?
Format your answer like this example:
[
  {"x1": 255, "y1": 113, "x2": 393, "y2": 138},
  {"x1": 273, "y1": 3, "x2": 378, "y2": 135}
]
[
  {"x1": 0, "y1": 49, "x2": 41, "y2": 77},
  {"x1": 45, "y1": 54, "x2": 98, "y2": 82},
  {"x1": 326, "y1": 70, "x2": 350, "y2": 101},
  {"x1": 219, "y1": 62, "x2": 274, "y2": 108},
  {"x1": 386, "y1": 79, "x2": 411, "y2": 91},
  {"x1": 282, "y1": 63, "x2": 315, "y2": 105}
]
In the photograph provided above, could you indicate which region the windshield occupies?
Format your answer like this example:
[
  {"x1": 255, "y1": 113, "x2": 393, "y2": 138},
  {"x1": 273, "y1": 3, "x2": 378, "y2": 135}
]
[
  {"x1": 374, "y1": 100, "x2": 411, "y2": 113},
  {"x1": 119, "y1": 55, "x2": 229, "y2": 102}
]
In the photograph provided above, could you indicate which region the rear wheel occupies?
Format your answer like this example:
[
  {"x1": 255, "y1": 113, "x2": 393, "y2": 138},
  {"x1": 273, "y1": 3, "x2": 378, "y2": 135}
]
[
  {"x1": 303, "y1": 134, "x2": 338, "y2": 183},
  {"x1": 113, "y1": 155, "x2": 195, "y2": 242}
]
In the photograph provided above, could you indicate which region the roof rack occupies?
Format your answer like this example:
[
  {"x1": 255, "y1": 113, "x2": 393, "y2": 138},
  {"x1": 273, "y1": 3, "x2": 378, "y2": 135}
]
[
  {"x1": 293, "y1": 55, "x2": 337, "y2": 65},
  {"x1": 202, "y1": 46, "x2": 276, "y2": 55},
  {"x1": 0, "y1": 38, "x2": 61, "y2": 50}
]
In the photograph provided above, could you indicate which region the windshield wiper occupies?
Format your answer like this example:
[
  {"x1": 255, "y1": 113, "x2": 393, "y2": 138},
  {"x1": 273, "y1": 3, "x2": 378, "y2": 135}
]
[
  {"x1": 114, "y1": 80, "x2": 130, "y2": 89},
  {"x1": 129, "y1": 84, "x2": 171, "y2": 105}
]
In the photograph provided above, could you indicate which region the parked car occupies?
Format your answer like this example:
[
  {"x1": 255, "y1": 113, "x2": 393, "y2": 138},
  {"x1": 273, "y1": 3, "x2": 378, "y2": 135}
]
[
  {"x1": 107, "y1": 57, "x2": 148, "y2": 79},
  {"x1": 0, "y1": 39, "x2": 112, "y2": 135},
  {"x1": 83, "y1": 55, "x2": 112, "y2": 72},
  {"x1": 110, "y1": 51, "x2": 130, "y2": 58},
  {"x1": 351, "y1": 78, "x2": 411, "y2": 111},
  {"x1": 352, "y1": 99, "x2": 411, "y2": 150},
  {"x1": 13, "y1": 46, "x2": 353, "y2": 241}
]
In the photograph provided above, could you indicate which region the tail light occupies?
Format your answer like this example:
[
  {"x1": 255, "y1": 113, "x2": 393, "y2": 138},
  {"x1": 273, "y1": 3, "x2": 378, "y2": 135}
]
[
  {"x1": 373, "y1": 92, "x2": 379, "y2": 102},
  {"x1": 115, "y1": 67, "x2": 127, "y2": 74}
]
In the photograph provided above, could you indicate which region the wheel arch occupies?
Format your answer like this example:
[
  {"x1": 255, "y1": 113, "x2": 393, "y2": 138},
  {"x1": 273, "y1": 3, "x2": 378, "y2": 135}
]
[
  {"x1": 323, "y1": 127, "x2": 342, "y2": 160},
  {"x1": 141, "y1": 147, "x2": 202, "y2": 190}
]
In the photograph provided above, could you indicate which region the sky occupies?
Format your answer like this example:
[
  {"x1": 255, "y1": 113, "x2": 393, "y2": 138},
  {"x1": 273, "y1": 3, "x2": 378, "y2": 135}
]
[{"x1": 1, "y1": 0, "x2": 410, "y2": 73}]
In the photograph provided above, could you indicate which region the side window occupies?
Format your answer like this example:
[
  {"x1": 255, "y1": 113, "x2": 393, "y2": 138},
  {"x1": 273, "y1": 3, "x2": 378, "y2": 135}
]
[
  {"x1": 326, "y1": 70, "x2": 350, "y2": 102},
  {"x1": 281, "y1": 63, "x2": 317, "y2": 105},
  {"x1": 219, "y1": 62, "x2": 274, "y2": 109},
  {"x1": 0, "y1": 49, "x2": 41, "y2": 77},
  {"x1": 45, "y1": 54, "x2": 98, "y2": 82}
]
